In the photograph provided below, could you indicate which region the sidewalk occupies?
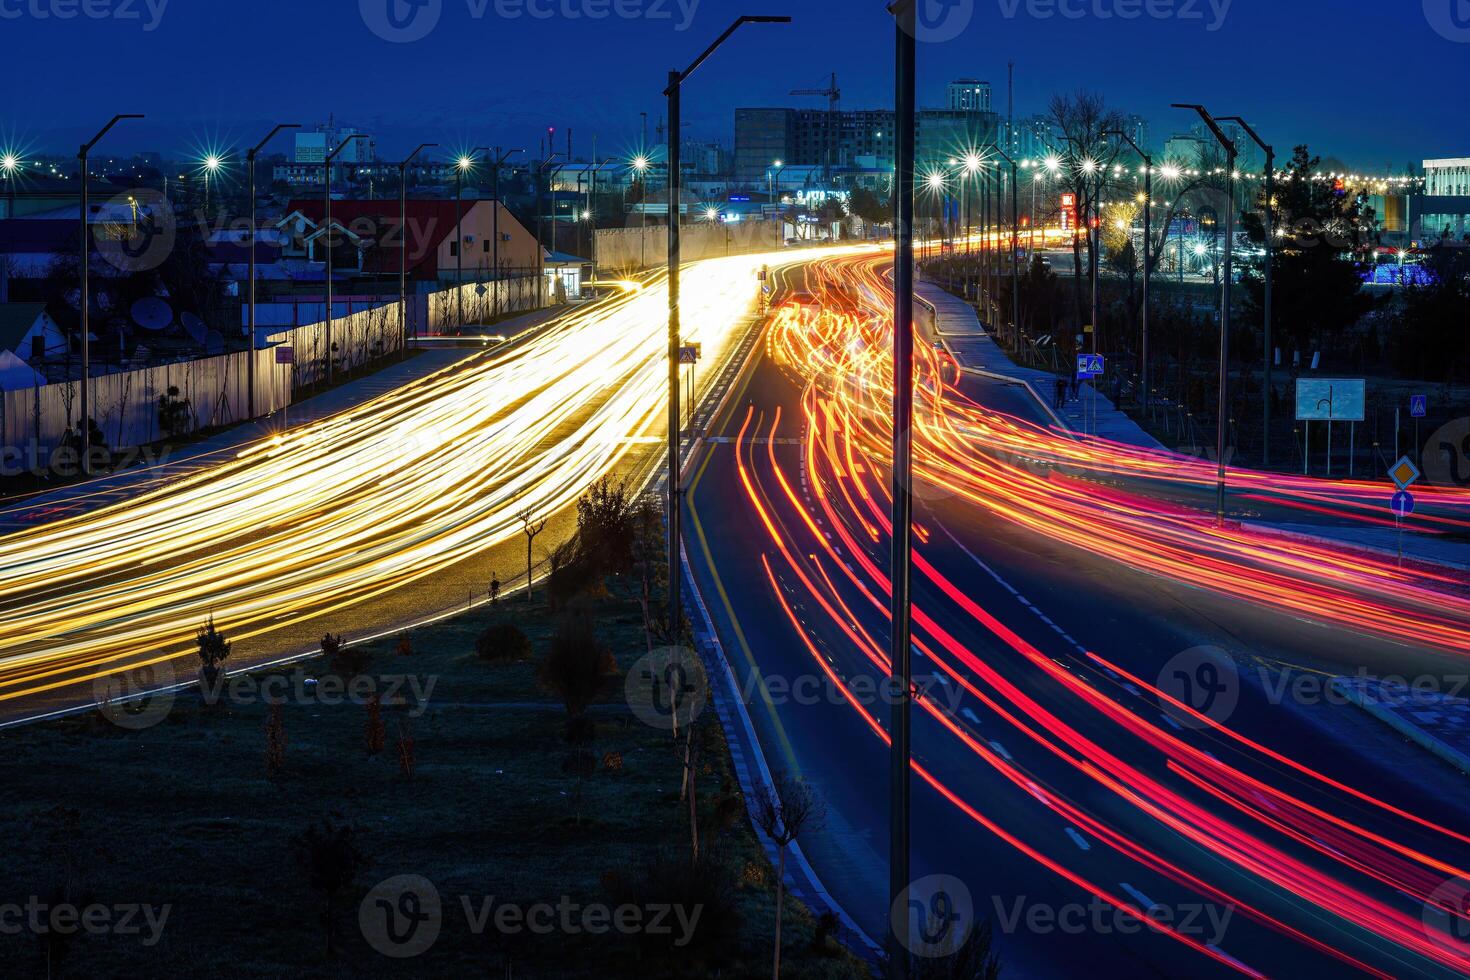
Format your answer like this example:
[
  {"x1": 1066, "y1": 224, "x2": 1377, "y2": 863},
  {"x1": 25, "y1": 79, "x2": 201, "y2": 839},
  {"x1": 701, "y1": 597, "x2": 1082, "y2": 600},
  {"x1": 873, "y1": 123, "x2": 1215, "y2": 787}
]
[
  {"x1": 916, "y1": 278, "x2": 1163, "y2": 451},
  {"x1": 913, "y1": 277, "x2": 1470, "y2": 570},
  {"x1": 0, "y1": 306, "x2": 562, "y2": 527},
  {"x1": 1330, "y1": 675, "x2": 1470, "y2": 775}
]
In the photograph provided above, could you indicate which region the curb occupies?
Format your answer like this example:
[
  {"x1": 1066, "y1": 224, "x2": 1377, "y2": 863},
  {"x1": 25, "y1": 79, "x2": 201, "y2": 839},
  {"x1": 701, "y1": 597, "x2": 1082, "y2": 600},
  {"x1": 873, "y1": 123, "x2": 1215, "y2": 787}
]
[
  {"x1": 681, "y1": 538, "x2": 886, "y2": 965},
  {"x1": 1330, "y1": 678, "x2": 1470, "y2": 775}
]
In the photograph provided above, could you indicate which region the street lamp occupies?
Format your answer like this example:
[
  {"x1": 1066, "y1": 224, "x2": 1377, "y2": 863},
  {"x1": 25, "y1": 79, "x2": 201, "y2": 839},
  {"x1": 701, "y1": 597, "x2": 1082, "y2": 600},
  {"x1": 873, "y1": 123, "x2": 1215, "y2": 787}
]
[
  {"x1": 662, "y1": 12, "x2": 791, "y2": 633},
  {"x1": 1219, "y1": 116, "x2": 1275, "y2": 466},
  {"x1": 889, "y1": 2, "x2": 917, "y2": 975},
  {"x1": 489, "y1": 147, "x2": 524, "y2": 322},
  {"x1": 202, "y1": 154, "x2": 222, "y2": 214},
  {"x1": 990, "y1": 144, "x2": 1022, "y2": 348},
  {"x1": 79, "y1": 113, "x2": 143, "y2": 473},
  {"x1": 1104, "y1": 128, "x2": 1153, "y2": 411},
  {"x1": 1174, "y1": 103, "x2": 1238, "y2": 522},
  {"x1": 246, "y1": 123, "x2": 300, "y2": 420},
  {"x1": 455, "y1": 147, "x2": 489, "y2": 329},
  {"x1": 768, "y1": 159, "x2": 788, "y2": 206},
  {"x1": 324, "y1": 133, "x2": 368, "y2": 384},
  {"x1": 399, "y1": 142, "x2": 437, "y2": 349},
  {"x1": 632, "y1": 154, "x2": 651, "y2": 268}
]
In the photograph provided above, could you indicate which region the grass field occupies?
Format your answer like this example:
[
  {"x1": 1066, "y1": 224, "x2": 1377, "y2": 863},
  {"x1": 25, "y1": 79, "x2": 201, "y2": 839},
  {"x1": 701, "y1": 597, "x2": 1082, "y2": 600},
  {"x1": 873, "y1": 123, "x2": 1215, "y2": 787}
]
[{"x1": 0, "y1": 583, "x2": 871, "y2": 978}]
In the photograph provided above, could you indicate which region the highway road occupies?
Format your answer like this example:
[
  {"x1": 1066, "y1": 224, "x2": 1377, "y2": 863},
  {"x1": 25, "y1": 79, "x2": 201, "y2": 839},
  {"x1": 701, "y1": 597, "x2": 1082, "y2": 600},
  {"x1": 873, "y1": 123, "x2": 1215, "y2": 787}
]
[
  {"x1": 0, "y1": 248, "x2": 864, "y2": 727},
  {"x1": 686, "y1": 253, "x2": 1470, "y2": 977}
]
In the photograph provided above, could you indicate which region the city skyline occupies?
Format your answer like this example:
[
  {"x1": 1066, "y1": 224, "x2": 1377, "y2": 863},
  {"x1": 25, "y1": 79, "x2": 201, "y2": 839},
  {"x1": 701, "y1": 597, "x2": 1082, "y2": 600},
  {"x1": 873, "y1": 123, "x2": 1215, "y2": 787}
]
[{"x1": 0, "y1": 0, "x2": 1459, "y2": 168}]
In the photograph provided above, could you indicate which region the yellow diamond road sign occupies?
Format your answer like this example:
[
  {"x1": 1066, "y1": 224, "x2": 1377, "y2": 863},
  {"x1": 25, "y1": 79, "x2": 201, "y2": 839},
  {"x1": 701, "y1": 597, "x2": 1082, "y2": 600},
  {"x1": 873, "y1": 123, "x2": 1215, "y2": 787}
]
[{"x1": 1389, "y1": 456, "x2": 1421, "y2": 491}]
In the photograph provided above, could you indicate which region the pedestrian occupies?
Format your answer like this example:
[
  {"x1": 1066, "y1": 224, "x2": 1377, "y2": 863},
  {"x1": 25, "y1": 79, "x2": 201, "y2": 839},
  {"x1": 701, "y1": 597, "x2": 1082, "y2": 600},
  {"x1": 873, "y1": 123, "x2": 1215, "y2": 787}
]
[
  {"x1": 1054, "y1": 376, "x2": 1067, "y2": 410},
  {"x1": 1069, "y1": 363, "x2": 1081, "y2": 402}
]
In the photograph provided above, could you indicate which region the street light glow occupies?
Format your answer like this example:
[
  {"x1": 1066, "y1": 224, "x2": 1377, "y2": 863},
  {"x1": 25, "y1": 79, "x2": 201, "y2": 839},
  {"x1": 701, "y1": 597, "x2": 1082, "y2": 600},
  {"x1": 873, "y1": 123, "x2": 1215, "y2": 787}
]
[
  {"x1": 0, "y1": 153, "x2": 17, "y2": 174},
  {"x1": 458, "y1": 155, "x2": 474, "y2": 171},
  {"x1": 204, "y1": 154, "x2": 221, "y2": 172}
]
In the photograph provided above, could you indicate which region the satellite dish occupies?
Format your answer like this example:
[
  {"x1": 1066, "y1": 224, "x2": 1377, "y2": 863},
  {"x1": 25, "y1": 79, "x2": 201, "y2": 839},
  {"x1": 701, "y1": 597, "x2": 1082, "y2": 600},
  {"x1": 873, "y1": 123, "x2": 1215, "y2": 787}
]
[
  {"x1": 182, "y1": 312, "x2": 208, "y2": 345},
  {"x1": 204, "y1": 330, "x2": 225, "y2": 354},
  {"x1": 131, "y1": 297, "x2": 173, "y2": 331}
]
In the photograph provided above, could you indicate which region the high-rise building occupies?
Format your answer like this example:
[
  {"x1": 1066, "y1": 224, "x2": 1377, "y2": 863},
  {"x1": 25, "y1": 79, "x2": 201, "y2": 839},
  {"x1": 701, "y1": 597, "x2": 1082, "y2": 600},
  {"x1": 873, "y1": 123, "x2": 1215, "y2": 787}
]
[{"x1": 947, "y1": 79, "x2": 992, "y2": 113}]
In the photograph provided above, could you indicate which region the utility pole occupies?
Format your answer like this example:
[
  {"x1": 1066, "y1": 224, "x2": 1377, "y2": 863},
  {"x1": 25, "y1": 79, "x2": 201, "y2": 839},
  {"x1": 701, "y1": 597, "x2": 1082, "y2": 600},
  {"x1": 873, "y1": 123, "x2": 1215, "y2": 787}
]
[
  {"x1": 662, "y1": 12, "x2": 791, "y2": 633},
  {"x1": 324, "y1": 133, "x2": 367, "y2": 384},
  {"x1": 247, "y1": 123, "x2": 301, "y2": 420},
  {"x1": 1221, "y1": 117, "x2": 1274, "y2": 467},
  {"x1": 399, "y1": 143, "x2": 437, "y2": 349},
  {"x1": 889, "y1": 2, "x2": 915, "y2": 977},
  {"x1": 1175, "y1": 103, "x2": 1237, "y2": 522},
  {"x1": 488, "y1": 147, "x2": 523, "y2": 323},
  {"x1": 78, "y1": 113, "x2": 143, "y2": 473},
  {"x1": 1105, "y1": 128, "x2": 1151, "y2": 410}
]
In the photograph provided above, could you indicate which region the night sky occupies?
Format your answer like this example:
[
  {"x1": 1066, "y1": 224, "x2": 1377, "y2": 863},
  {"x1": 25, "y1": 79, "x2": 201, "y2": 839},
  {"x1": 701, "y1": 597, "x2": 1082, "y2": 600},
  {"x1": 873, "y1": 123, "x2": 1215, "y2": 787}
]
[{"x1": 0, "y1": 0, "x2": 1462, "y2": 168}]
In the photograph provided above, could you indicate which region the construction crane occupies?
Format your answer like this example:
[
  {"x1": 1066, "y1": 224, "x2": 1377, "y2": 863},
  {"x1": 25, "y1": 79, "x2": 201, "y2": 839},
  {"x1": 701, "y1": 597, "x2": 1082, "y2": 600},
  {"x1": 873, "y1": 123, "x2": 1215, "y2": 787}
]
[{"x1": 790, "y1": 72, "x2": 840, "y2": 187}]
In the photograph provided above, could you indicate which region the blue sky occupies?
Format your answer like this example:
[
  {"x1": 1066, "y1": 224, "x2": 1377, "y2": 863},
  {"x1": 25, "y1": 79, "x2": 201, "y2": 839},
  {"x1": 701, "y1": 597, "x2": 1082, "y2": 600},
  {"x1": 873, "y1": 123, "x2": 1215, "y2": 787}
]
[{"x1": 0, "y1": 0, "x2": 1462, "y2": 169}]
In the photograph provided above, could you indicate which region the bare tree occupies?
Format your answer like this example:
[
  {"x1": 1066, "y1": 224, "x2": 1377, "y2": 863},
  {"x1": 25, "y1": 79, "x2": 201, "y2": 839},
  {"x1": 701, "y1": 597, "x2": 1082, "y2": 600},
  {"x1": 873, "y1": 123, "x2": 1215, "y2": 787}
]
[
  {"x1": 518, "y1": 506, "x2": 548, "y2": 602},
  {"x1": 751, "y1": 773, "x2": 826, "y2": 979}
]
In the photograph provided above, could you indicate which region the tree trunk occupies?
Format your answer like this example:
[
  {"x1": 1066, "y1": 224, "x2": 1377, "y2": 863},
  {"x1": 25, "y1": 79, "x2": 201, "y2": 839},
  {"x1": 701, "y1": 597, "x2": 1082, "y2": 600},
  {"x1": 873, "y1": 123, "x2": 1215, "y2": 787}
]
[{"x1": 773, "y1": 847, "x2": 786, "y2": 979}]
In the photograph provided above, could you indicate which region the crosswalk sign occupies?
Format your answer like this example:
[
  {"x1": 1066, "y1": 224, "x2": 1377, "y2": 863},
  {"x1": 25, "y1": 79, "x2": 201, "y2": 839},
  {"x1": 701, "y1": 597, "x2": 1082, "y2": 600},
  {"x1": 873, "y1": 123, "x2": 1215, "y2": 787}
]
[
  {"x1": 1076, "y1": 353, "x2": 1104, "y2": 378},
  {"x1": 1410, "y1": 394, "x2": 1427, "y2": 419}
]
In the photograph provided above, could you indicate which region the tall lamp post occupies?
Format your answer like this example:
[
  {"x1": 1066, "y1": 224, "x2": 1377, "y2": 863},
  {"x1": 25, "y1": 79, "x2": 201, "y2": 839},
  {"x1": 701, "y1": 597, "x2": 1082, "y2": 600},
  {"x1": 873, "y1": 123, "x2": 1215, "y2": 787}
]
[
  {"x1": 1219, "y1": 117, "x2": 1274, "y2": 466},
  {"x1": 1104, "y1": 128, "x2": 1152, "y2": 409},
  {"x1": 1174, "y1": 103, "x2": 1237, "y2": 522},
  {"x1": 399, "y1": 143, "x2": 437, "y2": 349},
  {"x1": 324, "y1": 134, "x2": 367, "y2": 385},
  {"x1": 990, "y1": 145, "x2": 1021, "y2": 347},
  {"x1": 663, "y1": 13, "x2": 791, "y2": 631},
  {"x1": 888, "y1": 2, "x2": 916, "y2": 976},
  {"x1": 246, "y1": 124, "x2": 301, "y2": 420},
  {"x1": 535, "y1": 153, "x2": 561, "y2": 307},
  {"x1": 488, "y1": 147, "x2": 524, "y2": 322},
  {"x1": 454, "y1": 147, "x2": 489, "y2": 329},
  {"x1": 78, "y1": 113, "x2": 143, "y2": 473},
  {"x1": 1062, "y1": 136, "x2": 1102, "y2": 354}
]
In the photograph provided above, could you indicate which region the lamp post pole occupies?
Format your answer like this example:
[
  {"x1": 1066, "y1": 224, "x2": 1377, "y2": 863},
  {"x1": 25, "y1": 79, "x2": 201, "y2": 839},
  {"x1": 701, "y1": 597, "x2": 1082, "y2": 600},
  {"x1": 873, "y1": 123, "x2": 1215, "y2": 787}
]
[
  {"x1": 992, "y1": 146, "x2": 1022, "y2": 348},
  {"x1": 1175, "y1": 103, "x2": 1238, "y2": 522},
  {"x1": 324, "y1": 134, "x2": 367, "y2": 385},
  {"x1": 534, "y1": 154, "x2": 561, "y2": 308},
  {"x1": 488, "y1": 148, "x2": 524, "y2": 322},
  {"x1": 1220, "y1": 117, "x2": 1274, "y2": 467},
  {"x1": 1105, "y1": 129, "x2": 1152, "y2": 409},
  {"x1": 78, "y1": 113, "x2": 143, "y2": 473},
  {"x1": 399, "y1": 143, "x2": 437, "y2": 350},
  {"x1": 246, "y1": 124, "x2": 300, "y2": 421},
  {"x1": 663, "y1": 13, "x2": 791, "y2": 632},
  {"x1": 888, "y1": 3, "x2": 916, "y2": 976},
  {"x1": 455, "y1": 147, "x2": 489, "y2": 330}
]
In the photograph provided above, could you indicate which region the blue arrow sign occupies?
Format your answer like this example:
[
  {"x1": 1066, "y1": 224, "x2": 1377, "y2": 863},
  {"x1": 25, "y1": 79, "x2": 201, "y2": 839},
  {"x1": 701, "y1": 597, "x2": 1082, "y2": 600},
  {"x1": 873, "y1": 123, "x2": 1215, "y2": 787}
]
[
  {"x1": 1391, "y1": 490, "x2": 1415, "y2": 518},
  {"x1": 1410, "y1": 394, "x2": 1427, "y2": 419}
]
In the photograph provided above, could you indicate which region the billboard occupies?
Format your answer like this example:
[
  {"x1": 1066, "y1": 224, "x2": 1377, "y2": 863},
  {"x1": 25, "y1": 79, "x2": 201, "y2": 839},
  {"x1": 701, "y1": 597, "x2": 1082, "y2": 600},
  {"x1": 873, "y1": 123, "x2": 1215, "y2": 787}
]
[
  {"x1": 1060, "y1": 192, "x2": 1076, "y2": 233},
  {"x1": 1295, "y1": 379, "x2": 1365, "y2": 422}
]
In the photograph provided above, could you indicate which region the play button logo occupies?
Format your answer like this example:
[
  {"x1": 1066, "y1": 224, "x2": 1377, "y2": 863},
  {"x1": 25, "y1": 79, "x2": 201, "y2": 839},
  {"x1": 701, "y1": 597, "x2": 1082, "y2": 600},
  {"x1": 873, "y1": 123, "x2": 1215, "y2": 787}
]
[{"x1": 361, "y1": 0, "x2": 442, "y2": 43}]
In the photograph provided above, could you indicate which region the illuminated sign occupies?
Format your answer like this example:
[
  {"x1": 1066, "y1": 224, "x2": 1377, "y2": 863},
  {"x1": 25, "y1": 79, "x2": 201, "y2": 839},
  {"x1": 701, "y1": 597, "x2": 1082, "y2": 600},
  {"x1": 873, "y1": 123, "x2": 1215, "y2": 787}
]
[{"x1": 1060, "y1": 192, "x2": 1076, "y2": 232}]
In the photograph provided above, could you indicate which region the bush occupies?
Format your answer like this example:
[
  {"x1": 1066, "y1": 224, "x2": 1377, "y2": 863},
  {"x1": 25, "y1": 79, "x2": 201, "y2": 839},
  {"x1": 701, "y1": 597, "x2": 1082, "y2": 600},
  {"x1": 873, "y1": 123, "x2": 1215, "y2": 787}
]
[
  {"x1": 604, "y1": 845, "x2": 742, "y2": 966},
  {"x1": 476, "y1": 622, "x2": 533, "y2": 662},
  {"x1": 546, "y1": 537, "x2": 597, "y2": 609},
  {"x1": 537, "y1": 609, "x2": 618, "y2": 731},
  {"x1": 576, "y1": 477, "x2": 636, "y2": 581}
]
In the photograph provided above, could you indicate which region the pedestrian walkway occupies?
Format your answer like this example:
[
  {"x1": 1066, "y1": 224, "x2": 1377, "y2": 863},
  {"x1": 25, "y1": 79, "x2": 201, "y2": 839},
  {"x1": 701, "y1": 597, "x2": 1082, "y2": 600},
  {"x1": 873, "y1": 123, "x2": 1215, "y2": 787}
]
[
  {"x1": 1330, "y1": 675, "x2": 1470, "y2": 775},
  {"x1": 915, "y1": 277, "x2": 1163, "y2": 450}
]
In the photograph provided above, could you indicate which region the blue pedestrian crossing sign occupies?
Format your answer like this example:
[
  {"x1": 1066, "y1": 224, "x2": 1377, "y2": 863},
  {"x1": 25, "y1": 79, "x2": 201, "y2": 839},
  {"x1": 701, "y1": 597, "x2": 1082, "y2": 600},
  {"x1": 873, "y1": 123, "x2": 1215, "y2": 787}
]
[
  {"x1": 1391, "y1": 490, "x2": 1415, "y2": 518},
  {"x1": 1410, "y1": 394, "x2": 1427, "y2": 418},
  {"x1": 1076, "y1": 353, "x2": 1104, "y2": 378}
]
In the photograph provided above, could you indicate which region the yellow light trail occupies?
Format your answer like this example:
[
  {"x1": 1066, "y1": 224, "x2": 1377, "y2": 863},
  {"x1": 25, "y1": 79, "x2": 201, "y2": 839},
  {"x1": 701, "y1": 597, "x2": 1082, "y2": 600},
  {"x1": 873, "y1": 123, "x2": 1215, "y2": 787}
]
[{"x1": 0, "y1": 246, "x2": 874, "y2": 707}]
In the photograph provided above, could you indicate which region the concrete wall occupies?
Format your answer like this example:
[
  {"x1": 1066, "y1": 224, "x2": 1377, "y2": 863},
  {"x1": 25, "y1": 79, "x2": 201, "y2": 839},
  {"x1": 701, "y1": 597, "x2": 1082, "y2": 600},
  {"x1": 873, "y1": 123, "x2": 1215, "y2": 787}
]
[{"x1": 594, "y1": 222, "x2": 782, "y2": 273}]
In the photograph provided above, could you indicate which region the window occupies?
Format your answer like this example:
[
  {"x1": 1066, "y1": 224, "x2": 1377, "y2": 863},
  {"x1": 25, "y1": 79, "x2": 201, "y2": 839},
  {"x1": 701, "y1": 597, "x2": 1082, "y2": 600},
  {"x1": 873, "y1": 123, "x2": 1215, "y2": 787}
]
[
  {"x1": 448, "y1": 241, "x2": 458, "y2": 257},
  {"x1": 483, "y1": 240, "x2": 490, "y2": 253}
]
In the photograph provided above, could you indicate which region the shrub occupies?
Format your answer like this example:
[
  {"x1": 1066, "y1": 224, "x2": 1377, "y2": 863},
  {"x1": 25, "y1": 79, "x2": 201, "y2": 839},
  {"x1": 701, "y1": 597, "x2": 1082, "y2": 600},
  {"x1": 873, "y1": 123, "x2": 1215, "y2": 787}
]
[
  {"x1": 196, "y1": 616, "x2": 231, "y2": 696},
  {"x1": 475, "y1": 622, "x2": 532, "y2": 662},
  {"x1": 537, "y1": 609, "x2": 617, "y2": 734},
  {"x1": 264, "y1": 703, "x2": 287, "y2": 777},
  {"x1": 604, "y1": 845, "x2": 741, "y2": 966}
]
